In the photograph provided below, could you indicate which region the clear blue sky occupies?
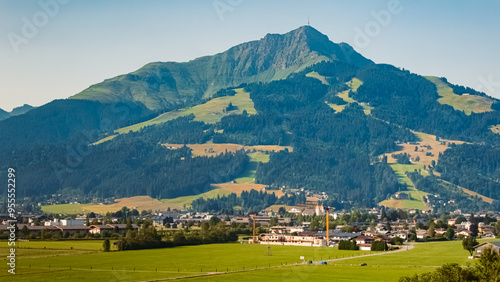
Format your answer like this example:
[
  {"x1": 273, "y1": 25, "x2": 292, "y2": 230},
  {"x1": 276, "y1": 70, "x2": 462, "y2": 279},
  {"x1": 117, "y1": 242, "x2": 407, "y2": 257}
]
[{"x1": 1, "y1": 0, "x2": 499, "y2": 111}]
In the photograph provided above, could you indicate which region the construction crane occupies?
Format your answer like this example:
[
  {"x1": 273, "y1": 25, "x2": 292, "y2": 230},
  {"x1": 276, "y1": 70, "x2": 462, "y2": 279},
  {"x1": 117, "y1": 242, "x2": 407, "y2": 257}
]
[
  {"x1": 325, "y1": 206, "x2": 330, "y2": 246},
  {"x1": 250, "y1": 213, "x2": 257, "y2": 243}
]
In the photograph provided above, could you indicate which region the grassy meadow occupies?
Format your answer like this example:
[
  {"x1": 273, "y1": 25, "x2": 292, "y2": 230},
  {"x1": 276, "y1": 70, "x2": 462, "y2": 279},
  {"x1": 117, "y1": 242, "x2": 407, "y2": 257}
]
[
  {"x1": 327, "y1": 77, "x2": 373, "y2": 115},
  {"x1": 2, "y1": 239, "x2": 497, "y2": 281},
  {"x1": 115, "y1": 88, "x2": 256, "y2": 134},
  {"x1": 305, "y1": 71, "x2": 329, "y2": 85},
  {"x1": 425, "y1": 76, "x2": 493, "y2": 115},
  {"x1": 379, "y1": 164, "x2": 429, "y2": 210}
]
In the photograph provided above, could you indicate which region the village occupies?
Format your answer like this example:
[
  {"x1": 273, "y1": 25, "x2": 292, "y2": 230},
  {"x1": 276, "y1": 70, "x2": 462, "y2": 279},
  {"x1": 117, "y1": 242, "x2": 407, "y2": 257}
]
[{"x1": 1, "y1": 204, "x2": 499, "y2": 256}]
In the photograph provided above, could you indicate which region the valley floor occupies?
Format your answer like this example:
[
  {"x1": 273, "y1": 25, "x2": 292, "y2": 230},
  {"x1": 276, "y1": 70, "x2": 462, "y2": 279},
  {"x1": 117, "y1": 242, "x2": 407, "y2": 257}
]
[{"x1": 1, "y1": 239, "x2": 497, "y2": 281}]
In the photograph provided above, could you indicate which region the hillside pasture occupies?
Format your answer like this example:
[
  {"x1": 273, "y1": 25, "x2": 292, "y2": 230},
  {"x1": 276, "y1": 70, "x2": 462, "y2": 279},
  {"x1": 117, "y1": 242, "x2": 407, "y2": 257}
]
[
  {"x1": 379, "y1": 164, "x2": 429, "y2": 210},
  {"x1": 162, "y1": 143, "x2": 292, "y2": 158},
  {"x1": 306, "y1": 71, "x2": 329, "y2": 85},
  {"x1": 380, "y1": 131, "x2": 465, "y2": 167},
  {"x1": 490, "y1": 124, "x2": 500, "y2": 135},
  {"x1": 334, "y1": 78, "x2": 373, "y2": 115},
  {"x1": 43, "y1": 182, "x2": 275, "y2": 214},
  {"x1": 113, "y1": 88, "x2": 256, "y2": 134},
  {"x1": 425, "y1": 76, "x2": 493, "y2": 115}
]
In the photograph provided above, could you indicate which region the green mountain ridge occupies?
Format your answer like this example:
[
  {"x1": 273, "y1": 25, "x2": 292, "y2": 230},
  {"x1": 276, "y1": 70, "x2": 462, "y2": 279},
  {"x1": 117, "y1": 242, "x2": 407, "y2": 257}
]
[
  {"x1": 0, "y1": 108, "x2": 9, "y2": 121},
  {"x1": 71, "y1": 26, "x2": 372, "y2": 111},
  {"x1": 0, "y1": 104, "x2": 35, "y2": 121},
  {"x1": 2, "y1": 26, "x2": 500, "y2": 213}
]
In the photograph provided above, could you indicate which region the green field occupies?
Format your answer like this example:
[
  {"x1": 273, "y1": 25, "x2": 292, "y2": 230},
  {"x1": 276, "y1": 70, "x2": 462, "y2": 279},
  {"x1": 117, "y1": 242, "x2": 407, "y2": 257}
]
[
  {"x1": 2, "y1": 239, "x2": 497, "y2": 281},
  {"x1": 425, "y1": 76, "x2": 493, "y2": 115},
  {"x1": 41, "y1": 203, "x2": 92, "y2": 214},
  {"x1": 379, "y1": 164, "x2": 429, "y2": 210},
  {"x1": 1, "y1": 241, "x2": 366, "y2": 281}
]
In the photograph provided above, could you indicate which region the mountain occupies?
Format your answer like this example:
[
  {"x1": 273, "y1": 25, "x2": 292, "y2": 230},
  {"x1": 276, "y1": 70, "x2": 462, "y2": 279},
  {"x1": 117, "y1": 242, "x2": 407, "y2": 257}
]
[
  {"x1": 0, "y1": 104, "x2": 35, "y2": 121},
  {"x1": 0, "y1": 108, "x2": 9, "y2": 121},
  {"x1": 2, "y1": 26, "x2": 500, "y2": 213},
  {"x1": 10, "y1": 104, "x2": 35, "y2": 116},
  {"x1": 71, "y1": 26, "x2": 372, "y2": 111}
]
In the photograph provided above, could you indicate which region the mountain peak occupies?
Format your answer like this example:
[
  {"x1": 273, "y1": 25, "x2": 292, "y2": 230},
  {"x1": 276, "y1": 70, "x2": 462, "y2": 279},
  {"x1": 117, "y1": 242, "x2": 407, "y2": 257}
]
[{"x1": 72, "y1": 26, "x2": 372, "y2": 111}]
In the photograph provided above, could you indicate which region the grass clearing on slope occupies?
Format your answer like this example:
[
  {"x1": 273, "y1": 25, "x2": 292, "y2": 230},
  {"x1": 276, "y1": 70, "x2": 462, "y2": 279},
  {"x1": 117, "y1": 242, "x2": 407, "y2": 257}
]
[
  {"x1": 162, "y1": 143, "x2": 292, "y2": 158},
  {"x1": 41, "y1": 203, "x2": 92, "y2": 214},
  {"x1": 380, "y1": 131, "x2": 465, "y2": 167},
  {"x1": 490, "y1": 124, "x2": 500, "y2": 135},
  {"x1": 379, "y1": 164, "x2": 429, "y2": 210},
  {"x1": 334, "y1": 78, "x2": 373, "y2": 115},
  {"x1": 233, "y1": 152, "x2": 269, "y2": 184},
  {"x1": 425, "y1": 76, "x2": 493, "y2": 115},
  {"x1": 113, "y1": 88, "x2": 256, "y2": 134},
  {"x1": 306, "y1": 71, "x2": 329, "y2": 85}
]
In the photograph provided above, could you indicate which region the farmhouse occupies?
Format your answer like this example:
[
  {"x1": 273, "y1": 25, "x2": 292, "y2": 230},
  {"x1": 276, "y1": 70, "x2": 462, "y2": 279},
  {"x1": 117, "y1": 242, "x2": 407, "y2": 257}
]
[
  {"x1": 355, "y1": 235, "x2": 374, "y2": 251},
  {"x1": 456, "y1": 229, "x2": 473, "y2": 238},
  {"x1": 54, "y1": 225, "x2": 90, "y2": 235},
  {"x1": 315, "y1": 230, "x2": 360, "y2": 243},
  {"x1": 416, "y1": 230, "x2": 428, "y2": 239},
  {"x1": 44, "y1": 219, "x2": 85, "y2": 226},
  {"x1": 89, "y1": 225, "x2": 114, "y2": 235},
  {"x1": 474, "y1": 242, "x2": 500, "y2": 257}
]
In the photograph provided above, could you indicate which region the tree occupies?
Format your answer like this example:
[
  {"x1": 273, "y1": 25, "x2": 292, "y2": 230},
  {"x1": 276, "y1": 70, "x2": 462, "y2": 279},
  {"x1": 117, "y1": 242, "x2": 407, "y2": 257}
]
[
  {"x1": 269, "y1": 217, "x2": 278, "y2": 227},
  {"x1": 103, "y1": 239, "x2": 110, "y2": 252},
  {"x1": 445, "y1": 225, "x2": 455, "y2": 241},
  {"x1": 462, "y1": 236, "x2": 478, "y2": 256},
  {"x1": 209, "y1": 216, "x2": 221, "y2": 226},
  {"x1": 495, "y1": 221, "x2": 500, "y2": 236},
  {"x1": 428, "y1": 221, "x2": 436, "y2": 238},
  {"x1": 455, "y1": 216, "x2": 466, "y2": 225},
  {"x1": 371, "y1": 241, "x2": 387, "y2": 251},
  {"x1": 278, "y1": 207, "x2": 286, "y2": 217},
  {"x1": 475, "y1": 247, "x2": 500, "y2": 282},
  {"x1": 21, "y1": 226, "x2": 29, "y2": 238}
]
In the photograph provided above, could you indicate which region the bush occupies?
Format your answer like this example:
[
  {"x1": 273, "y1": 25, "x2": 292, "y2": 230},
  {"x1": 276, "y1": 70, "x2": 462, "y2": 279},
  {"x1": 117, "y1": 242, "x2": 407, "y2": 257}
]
[
  {"x1": 371, "y1": 241, "x2": 387, "y2": 251},
  {"x1": 103, "y1": 239, "x2": 111, "y2": 252},
  {"x1": 338, "y1": 240, "x2": 359, "y2": 250}
]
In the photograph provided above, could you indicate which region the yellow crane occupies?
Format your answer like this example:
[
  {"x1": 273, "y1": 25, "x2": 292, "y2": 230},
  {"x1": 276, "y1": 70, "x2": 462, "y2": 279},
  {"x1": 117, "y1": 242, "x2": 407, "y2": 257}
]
[{"x1": 325, "y1": 206, "x2": 330, "y2": 246}]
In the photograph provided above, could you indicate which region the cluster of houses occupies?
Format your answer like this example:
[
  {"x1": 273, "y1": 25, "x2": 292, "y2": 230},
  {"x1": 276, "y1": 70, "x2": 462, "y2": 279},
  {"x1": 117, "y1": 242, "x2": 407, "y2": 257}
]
[
  {"x1": 0, "y1": 216, "x2": 138, "y2": 237},
  {"x1": 257, "y1": 226, "x2": 393, "y2": 250},
  {"x1": 1, "y1": 206, "x2": 498, "y2": 247}
]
